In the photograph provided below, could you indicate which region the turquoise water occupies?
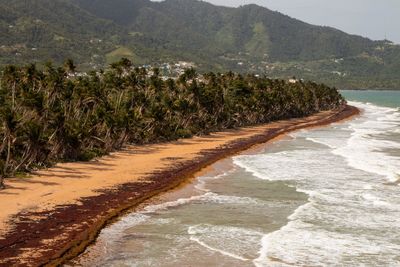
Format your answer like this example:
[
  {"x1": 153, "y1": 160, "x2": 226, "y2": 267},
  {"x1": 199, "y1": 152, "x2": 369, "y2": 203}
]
[
  {"x1": 73, "y1": 90, "x2": 400, "y2": 266},
  {"x1": 341, "y1": 90, "x2": 400, "y2": 108}
]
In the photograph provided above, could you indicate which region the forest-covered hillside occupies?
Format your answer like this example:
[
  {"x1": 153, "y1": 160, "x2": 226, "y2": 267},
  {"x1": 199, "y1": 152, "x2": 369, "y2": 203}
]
[{"x1": 1, "y1": 0, "x2": 400, "y2": 89}]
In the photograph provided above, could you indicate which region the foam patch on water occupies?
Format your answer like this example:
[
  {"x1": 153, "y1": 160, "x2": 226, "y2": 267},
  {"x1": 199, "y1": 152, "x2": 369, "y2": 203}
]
[
  {"x1": 362, "y1": 193, "x2": 391, "y2": 207},
  {"x1": 195, "y1": 169, "x2": 234, "y2": 192},
  {"x1": 95, "y1": 190, "x2": 265, "y2": 258},
  {"x1": 188, "y1": 224, "x2": 263, "y2": 261},
  {"x1": 144, "y1": 192, "x2": 262, "y2": 214},
  {"x1": 297, "y1": 101, "x2": 400, "y2": 183},
  {"x1": 233, "y1": 149, "x2": 330, "y2": 182},
  {"x1": 189, "y1": 237, "x2": 249, "y2": 261},
  {"x1": 252, "y1": 189, "x2": 400, "y2": 266},
  {"x1": 305, "y1": 137, "x2": 337, "y2": 149},
  {"x1": 333, "y1": 102, "x2": 400, "y2": 182},
  {"x1": 143, "y1": 194, "x2": 207, "y2": 213},
  {"x1": 253, "y1": 219, "x2": 400, "y2": 267},
  {"x1": 92, "y1": 213, "x2": 150, "y2": 256},
  {"x1": 234, "y1": 102, "x2": 400, "y2": 266}
]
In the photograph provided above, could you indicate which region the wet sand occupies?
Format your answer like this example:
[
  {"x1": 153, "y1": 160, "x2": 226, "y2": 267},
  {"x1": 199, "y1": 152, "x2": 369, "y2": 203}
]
[{"x1": 0, "y1": 105, "x2": 359, "y2": 266}]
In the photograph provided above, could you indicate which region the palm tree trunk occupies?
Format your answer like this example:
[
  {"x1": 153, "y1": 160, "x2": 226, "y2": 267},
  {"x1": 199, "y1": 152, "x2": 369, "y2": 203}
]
[
  {"x1": 4, "y1": 138, "x2": 11, "y2": 177},
  {"x1": 12, "y1": 81, "x2": 16, "y2": 109},
  {"x1": 0, "y1": 176, "x2": 4, "y2": 189}
]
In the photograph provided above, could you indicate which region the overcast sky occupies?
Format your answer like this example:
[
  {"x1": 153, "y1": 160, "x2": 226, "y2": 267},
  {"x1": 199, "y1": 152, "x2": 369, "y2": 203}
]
[{"x1": 156, "y1": 0, "x2": 400, "y2": 43}]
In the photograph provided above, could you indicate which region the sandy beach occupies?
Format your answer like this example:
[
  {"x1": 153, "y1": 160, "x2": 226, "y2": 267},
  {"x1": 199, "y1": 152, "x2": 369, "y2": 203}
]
[{"x1": 0, "y1": 105, "x2": 359, "y2": 266}]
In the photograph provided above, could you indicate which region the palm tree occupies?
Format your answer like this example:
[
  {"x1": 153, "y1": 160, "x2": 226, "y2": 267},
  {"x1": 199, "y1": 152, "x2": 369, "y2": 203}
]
[
  {"x1": 0, "y1": 60, "x2": 344, "y2": 186},
  {"x1": 0, "y1": 108, "x2": 19, "y2": 177}
]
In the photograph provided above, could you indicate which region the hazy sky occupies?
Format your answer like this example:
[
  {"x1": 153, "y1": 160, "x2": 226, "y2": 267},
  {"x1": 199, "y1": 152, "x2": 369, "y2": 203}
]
[
  {"x1": 204, "y1": 0, "x2": 400, "y2": 43},
  {"x1": 156, "y1": 0, "x2": 399, "y2": 43}
]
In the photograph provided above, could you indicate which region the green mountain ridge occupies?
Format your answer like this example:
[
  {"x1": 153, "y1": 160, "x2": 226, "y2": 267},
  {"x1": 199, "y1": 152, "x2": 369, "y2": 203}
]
[{"x1": 1, "y1": 0, "x2": 400, "y2": 89}]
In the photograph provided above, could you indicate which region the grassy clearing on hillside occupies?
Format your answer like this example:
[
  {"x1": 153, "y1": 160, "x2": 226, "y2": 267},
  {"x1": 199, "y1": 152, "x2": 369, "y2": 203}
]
[{"x1": 106, "y1": 47, "x2": 138, "y2": 64}]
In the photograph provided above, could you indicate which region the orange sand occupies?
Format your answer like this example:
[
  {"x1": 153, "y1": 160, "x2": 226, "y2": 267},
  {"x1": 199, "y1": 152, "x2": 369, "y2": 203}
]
[{"x1": 0, "y1": 109, "x2": 349, "y2": 236}]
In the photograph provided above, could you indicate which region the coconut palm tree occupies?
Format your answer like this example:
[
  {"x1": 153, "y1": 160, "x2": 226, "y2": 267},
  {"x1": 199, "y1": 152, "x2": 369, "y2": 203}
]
[{"x1": 0, "y1": 59, "x2": 345, "y2": 187}]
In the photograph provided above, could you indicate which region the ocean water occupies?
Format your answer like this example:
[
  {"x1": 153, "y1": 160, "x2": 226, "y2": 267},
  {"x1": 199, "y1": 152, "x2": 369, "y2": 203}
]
[{"x1": 72, "y1": 90, "x2": 400, "y2": 267}]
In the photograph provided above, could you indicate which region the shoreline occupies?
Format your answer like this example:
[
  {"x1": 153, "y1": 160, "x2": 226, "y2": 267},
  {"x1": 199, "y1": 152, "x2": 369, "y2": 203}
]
[
  {"x1": 0, "y1": 105, "x2": 359, "y2": 266},
  {"x1": 73, "y1": 157, "x2": 308, "y2": 265}
]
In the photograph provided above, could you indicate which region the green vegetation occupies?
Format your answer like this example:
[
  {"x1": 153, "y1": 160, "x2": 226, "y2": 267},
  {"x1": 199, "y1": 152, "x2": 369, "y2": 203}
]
[
  {"x1": 0, "y1": 0, "x2": 122, "y2": 67},
  {"x1": 106, "y1": 47, "x2": 137, "y2": 64},
  {"x1": 0, "y1": 59, "x2": 345, "y2": 188},
  {"x1": 1, "y1": 0, "x2": 399, "y2": 88}
]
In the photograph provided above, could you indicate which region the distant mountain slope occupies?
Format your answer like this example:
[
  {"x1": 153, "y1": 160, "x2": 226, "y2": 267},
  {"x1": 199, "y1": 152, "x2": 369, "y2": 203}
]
[
  {"x1": 72, "y1": 0, "x2": 377, "y2": 61},
  {"x1": 0, "y1": 0, "x2": 123, "y2": 67},
  {"x1": 1, "y1": 0, "x2": 400, "y2": 88}
]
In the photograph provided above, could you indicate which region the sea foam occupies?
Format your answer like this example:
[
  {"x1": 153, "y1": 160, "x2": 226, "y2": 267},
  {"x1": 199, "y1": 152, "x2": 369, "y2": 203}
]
[
  {"x1": 234, "y1": 101, "x2": 400, "y2": 266},
  {"x1": 333, "y1": 102, "x2": 400, "y2": 182},
  {"x1": 188, "y1": 224, "x2": 263, "y2": 261}
]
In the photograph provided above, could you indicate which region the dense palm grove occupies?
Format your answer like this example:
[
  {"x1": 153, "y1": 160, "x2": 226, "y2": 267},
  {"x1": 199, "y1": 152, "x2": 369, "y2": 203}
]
[{"x1": 0, "y1": 59, "x2": 345, "y2": 188}]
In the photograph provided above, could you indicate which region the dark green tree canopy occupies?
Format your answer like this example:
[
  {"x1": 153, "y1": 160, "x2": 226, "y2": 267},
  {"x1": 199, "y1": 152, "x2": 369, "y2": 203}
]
[{"x1": 0, "y1": 59, "x2": 344, "y2": 187}]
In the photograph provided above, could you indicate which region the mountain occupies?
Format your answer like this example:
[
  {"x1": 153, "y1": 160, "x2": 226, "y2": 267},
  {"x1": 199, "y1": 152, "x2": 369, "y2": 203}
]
[
  {"x1": 0, "y1": 0, "x2": 129, "y2": 69},
  {"x1": 1, "y1": 0, "x2": 400, "y2": 89}
]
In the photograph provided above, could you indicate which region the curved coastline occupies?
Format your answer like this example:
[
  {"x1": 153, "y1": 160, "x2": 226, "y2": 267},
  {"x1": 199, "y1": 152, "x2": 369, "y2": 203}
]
[{"x1": 0, "y1": 105, "x2": 359, "y2": 266}]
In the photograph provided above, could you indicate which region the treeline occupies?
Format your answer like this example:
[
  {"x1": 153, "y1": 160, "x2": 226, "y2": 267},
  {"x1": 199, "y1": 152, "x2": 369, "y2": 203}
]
[{"x1": 0, "y1": 59, "x2": 345, "y2": 188}]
